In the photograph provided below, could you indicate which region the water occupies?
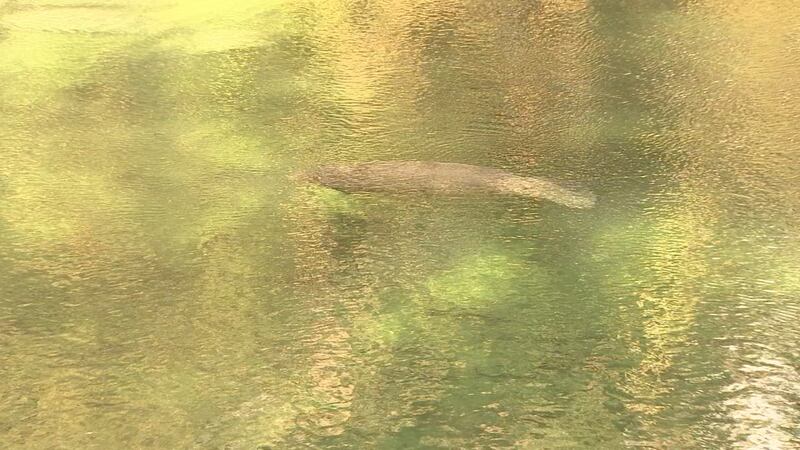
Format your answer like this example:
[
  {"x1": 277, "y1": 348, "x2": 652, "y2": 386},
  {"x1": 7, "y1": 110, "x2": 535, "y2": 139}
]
[{"x1": 1, "y1": 1, "x2": 799, "y2": 448}]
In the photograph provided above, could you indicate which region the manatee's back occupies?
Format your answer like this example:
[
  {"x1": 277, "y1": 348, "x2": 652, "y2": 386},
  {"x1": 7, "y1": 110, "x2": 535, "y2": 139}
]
[{"x1": 302, "y1": 161, "x2": 510, "y2": 194}]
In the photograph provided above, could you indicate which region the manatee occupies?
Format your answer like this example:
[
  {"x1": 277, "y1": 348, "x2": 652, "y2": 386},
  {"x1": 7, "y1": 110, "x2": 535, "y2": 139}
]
[{"x1": 298, "y1": 161, "x2": 596, "y2": 208}]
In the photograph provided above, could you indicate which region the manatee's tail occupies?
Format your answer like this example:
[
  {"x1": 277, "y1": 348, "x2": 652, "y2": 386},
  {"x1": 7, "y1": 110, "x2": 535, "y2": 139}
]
[
  {"x1": 289, "y1": 169, "x2": 316, "y2": 184},
  {"x1": 493, "y1": 175, "x2": 596, "y2": 208}
]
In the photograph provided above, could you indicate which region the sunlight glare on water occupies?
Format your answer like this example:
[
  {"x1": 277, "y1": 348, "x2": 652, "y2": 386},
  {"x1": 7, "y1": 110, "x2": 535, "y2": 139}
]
[{"x1": 1, "y1": 0, "x2": 799, "y2": 448}]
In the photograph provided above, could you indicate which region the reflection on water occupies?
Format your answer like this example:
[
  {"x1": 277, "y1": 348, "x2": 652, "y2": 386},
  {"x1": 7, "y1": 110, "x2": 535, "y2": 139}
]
[{"x1": 1, "y1": 0, "x2": 799, "y2": 448}]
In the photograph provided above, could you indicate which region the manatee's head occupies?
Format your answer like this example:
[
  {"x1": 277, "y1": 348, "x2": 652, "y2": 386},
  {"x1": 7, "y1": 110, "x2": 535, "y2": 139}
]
[
  {"x1": 495, "y1": 176, "x2": 597, "y2": 209},
  {"x1": 538, "y1": 178, "x2": 597, "y2": 209},
  {"x1": 559, "y1": 189, "x2": 596, "y2": 209}
]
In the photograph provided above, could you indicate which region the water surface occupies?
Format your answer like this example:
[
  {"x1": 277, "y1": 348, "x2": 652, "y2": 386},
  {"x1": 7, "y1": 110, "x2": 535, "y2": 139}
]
[{"x1": 1, "y1": 0, "x2": 799, "y2": 448}]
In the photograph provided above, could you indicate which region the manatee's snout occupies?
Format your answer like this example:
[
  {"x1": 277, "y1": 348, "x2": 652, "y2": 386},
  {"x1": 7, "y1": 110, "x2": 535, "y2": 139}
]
[
  {"x1": 563, "y1": 191, "x2": 596, "y2": 209},
  {"x1": 544, "y1": 185, "x2": 596, "y2": 209}
]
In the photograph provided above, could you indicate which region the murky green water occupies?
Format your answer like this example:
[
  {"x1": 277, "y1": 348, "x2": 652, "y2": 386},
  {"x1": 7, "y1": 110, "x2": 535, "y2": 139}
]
[{"x1": 2, "y1": 1, "x2": 799, "y2": 448}]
